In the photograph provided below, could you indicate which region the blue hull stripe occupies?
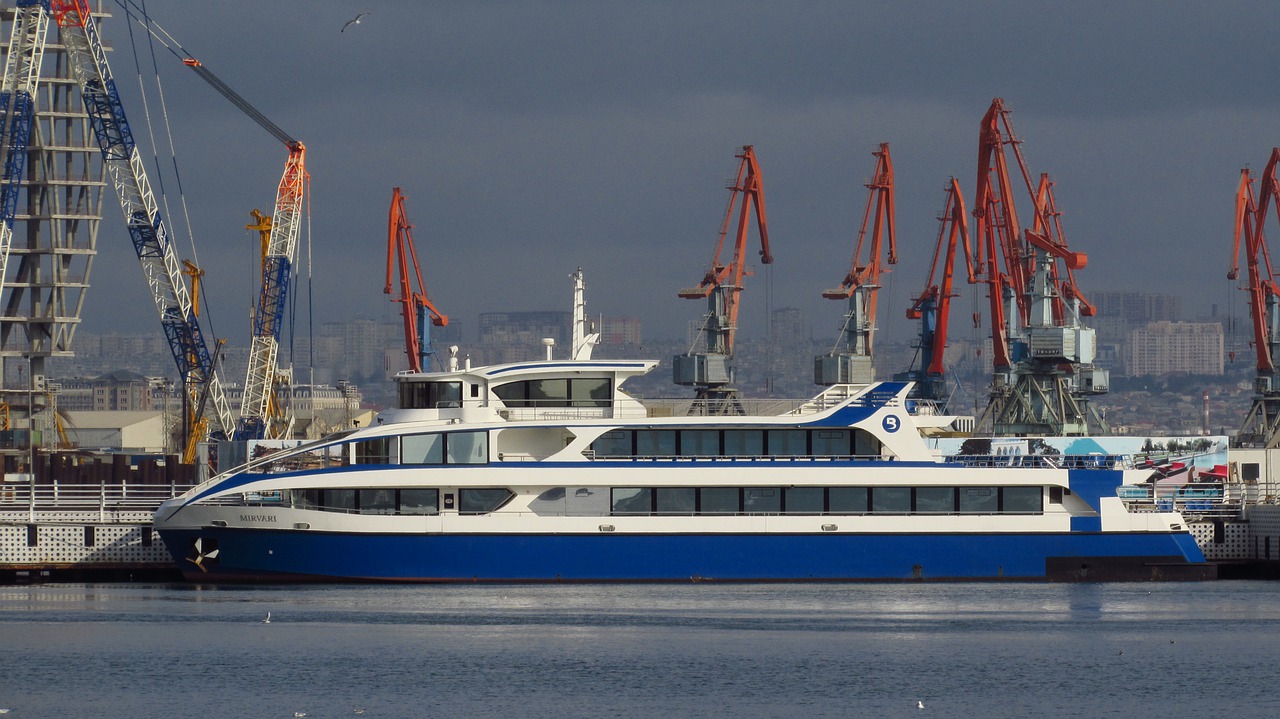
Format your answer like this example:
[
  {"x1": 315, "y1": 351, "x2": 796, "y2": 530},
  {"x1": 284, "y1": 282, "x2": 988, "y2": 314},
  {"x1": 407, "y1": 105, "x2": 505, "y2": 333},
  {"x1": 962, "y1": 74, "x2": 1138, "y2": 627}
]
[{"x1": 160, "y1": 529, "x2": 1206, "y2": 582}]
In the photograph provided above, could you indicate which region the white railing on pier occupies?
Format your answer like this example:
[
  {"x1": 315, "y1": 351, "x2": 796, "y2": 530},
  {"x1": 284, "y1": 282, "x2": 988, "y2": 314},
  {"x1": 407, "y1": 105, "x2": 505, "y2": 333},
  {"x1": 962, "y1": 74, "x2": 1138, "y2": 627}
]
[{"x1": 0, "y1": 480, "x2": 194, "y2": 523}]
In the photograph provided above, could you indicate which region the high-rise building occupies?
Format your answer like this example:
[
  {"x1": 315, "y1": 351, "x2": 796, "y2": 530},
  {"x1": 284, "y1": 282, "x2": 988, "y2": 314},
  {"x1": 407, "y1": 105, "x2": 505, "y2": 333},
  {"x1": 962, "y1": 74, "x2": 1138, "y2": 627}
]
[
  {"x1": 1126, "y1": 321, "x2": 1223, "y2": 376},
  {"x1": 599, "y1": 316, "x2": 641, "y2": 345}
]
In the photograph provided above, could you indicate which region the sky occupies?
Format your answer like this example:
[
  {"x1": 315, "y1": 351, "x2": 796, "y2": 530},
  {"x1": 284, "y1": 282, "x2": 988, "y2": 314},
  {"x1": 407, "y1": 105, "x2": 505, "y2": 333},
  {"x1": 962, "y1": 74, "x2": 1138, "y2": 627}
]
[{"x1": 77, "y1": 0, "x2": 1280, "y2": 351}]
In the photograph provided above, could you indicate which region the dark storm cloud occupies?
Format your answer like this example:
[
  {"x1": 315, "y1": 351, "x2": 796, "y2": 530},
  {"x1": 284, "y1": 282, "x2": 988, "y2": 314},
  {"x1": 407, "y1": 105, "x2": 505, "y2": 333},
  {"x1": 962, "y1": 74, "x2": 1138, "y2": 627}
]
[{"x1": 88, "y1": 0, "x2": 1280, "y2": 347}]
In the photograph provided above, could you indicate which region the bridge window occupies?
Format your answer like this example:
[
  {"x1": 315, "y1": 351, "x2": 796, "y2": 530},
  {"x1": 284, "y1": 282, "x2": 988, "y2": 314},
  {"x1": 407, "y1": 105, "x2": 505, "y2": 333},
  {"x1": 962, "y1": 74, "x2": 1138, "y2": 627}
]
[
  {"x1": 398, "y1": 381, "x2": 462, "y2": 409},
  {"x1": 494, "y1": 378, "x2": 613, "y2": 408}
]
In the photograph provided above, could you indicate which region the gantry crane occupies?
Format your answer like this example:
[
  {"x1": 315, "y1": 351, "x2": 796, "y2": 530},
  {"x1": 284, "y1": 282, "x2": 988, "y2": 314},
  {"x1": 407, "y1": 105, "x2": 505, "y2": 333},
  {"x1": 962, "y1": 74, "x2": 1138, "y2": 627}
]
[
  {"x1": 386, "y1": 188, "x2": 447, "y2": 373},
  {"x1": 675, "y1": 145, "x2": 773, "y2": 414},
  {"x1": 895, "y1": 178, "x2": 975, "y2": 409},
  {"x1": 966, "y1": 97, "x2": 1108, "y2": 436},
  {"x1": 180, "y1": 57, "x2": 306, "y2": 440},
  {"x1": 51, "y1": 0, "x2": 238, "y2": 442},
  {"x1": 1229, "y1": 148, "x2": 1280, "y2": 447},
  {"x1": 0, "y1": 0, "x2": 51, "y2": 297},
  {"x1": 816, "y1": 142, "x2": 897, "y2": 386}
]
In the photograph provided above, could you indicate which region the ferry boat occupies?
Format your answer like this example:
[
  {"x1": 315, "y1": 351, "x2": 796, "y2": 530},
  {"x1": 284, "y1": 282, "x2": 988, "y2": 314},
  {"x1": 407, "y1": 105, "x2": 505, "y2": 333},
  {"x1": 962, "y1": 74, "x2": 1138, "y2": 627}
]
[{"x1": 152, "y1": 276, "x2": 1210, "y2": 583}]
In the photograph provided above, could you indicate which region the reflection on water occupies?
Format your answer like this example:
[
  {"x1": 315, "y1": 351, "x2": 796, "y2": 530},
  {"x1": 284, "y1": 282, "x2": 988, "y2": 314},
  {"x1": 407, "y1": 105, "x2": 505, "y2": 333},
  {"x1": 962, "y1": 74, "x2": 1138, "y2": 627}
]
[{"x1": 2, "y1": 582, "x2": 1279, "y2": 718}]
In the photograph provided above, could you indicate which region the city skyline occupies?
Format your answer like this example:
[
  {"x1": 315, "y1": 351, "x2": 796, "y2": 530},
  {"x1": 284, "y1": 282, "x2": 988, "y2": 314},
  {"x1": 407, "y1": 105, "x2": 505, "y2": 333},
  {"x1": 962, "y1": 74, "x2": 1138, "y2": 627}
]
[{"x1": 63, "y1": 1, "x2": 1280, "y2": 354}]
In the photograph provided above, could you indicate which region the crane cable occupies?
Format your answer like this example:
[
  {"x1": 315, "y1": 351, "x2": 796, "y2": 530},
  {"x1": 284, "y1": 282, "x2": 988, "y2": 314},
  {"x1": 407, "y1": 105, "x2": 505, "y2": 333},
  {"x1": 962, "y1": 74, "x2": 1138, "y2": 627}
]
[{"x1": 115, "y1": 0, "x2": 219, "y2": 337}]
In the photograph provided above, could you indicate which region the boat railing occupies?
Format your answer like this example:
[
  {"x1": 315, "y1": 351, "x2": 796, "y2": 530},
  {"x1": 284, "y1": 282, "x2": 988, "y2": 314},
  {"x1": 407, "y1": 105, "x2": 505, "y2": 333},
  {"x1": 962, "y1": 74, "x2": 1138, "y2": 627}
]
[
  {"x1": 1117, "y1": 480, "x2": 1245, "y2": 520},
  {"x1": 944, "y1": 454, "x2": 1130, "y2": 470},
  {"x1": 583, "y1": 453, "x2": 891, "y2": 463}
]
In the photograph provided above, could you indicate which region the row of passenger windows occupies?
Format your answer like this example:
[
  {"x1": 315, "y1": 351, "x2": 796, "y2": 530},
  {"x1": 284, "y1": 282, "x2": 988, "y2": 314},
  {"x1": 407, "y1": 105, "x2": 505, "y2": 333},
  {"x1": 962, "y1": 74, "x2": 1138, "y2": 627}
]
[
  {"x1": 609, "y1": 486, "x2": 1046, "y2": 515},
  {"x1": 591, "y1": 428, "x2": 883, "y2": 458},
  {"x1": 277, "y1": 488, "x2": 513, "y2": 515},
  {"x1": 352, "y1": 431, "x2": 489, "y2": 466}
]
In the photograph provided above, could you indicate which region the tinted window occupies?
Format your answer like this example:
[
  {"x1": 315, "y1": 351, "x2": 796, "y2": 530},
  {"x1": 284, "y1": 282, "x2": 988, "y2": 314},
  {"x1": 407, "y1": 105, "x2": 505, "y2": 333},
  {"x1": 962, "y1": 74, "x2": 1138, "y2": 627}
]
[
  {"x1": 402, "y1": 433, "x2": 444, "y2": 464},
  {"x1": 768, "y1": 429, "x2": 807, "y2": 456},
  {"x1": 354, "y1": 438, "x2": 392, "y2": 465},
  {"x1": 812, "y1": 430, "x2": 851, "y2": 456},
  {"x1": 571, "y1": 378, "x2": 611, "y2": 407},
  {"x1": 959, "y1": 487, "x2": 999, "y2": 513},
  {"x1": 656, "y1": 487, "x2": 696, "y2": 514},
  {"x1": 828, "y1": 487, "x2": 868, "y2": 513},
  {"x1": 724, "y1": 430, "x2": 764, "y2": 456},
  {"x1": 743, "y1": 488, "x2": 781, "y2": 513},
  {"x1": 447, "y1": 432, "x2": 488, "y2": 464},
  {"x1": 680, "y1": 430, "x2": 719, "y2": 456},
  {"x1": 399, "y1": 489, "x2": 439, "y2": 515},
  {"x1": 529, "y1": 379, "x2": 569, "y2": 408},
  {"x1": 328, "y1": 489, "x2": 357, "y2": 512},
  {"x1": 871, "y1": 487, "x2": 911, "y2": 513},
  {"x1": 915, "y1": 487, "x2": 955, "y2": 514},
  {"x1": 359, "y1": 489, "x2": 396, "y2": 514},
  {"x1": 591, "y1": 431, "x2": 631, "y2": 457},
  {"x1": 785, "y1": 487, "x2": 825, "y2": 514},
  {"x1": 458, "y1": 488, "x2": 513, "y2": 514},
  {"x1": 700, "y1": 487, "x2": 739, "y2": 514},
  {"x1": 611, "y1": 487, "x2": 652, "y2": 514},
  {"x1": 1003, "y1": 486, "x2": 1043, "y2": 513},
  {"x1": 635, "y1": 430, "x2": 676, "y2": 456}
]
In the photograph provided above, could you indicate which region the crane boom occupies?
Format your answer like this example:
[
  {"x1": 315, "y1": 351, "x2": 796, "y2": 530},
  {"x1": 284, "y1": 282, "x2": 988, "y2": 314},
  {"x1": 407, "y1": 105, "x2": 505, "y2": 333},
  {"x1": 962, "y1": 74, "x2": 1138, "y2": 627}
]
[
  {"x1": 181, "y1": 58, "x2": 306, "y2": 440},
  {"x1": 0, "y1": 1, "x2": 51, "y2": 295},
  {"x1": 816, "y1": 143, "x2": 896, "y2": 386},
  {"x1": 674, "y1": 145, "x2": 772, "y2": 412},
  {"x1": 51, "y1": 0, "x2": 236, "y2": 438},
  {"x1": 386, "y1": 188, "x2": 447, "y2": 373}
]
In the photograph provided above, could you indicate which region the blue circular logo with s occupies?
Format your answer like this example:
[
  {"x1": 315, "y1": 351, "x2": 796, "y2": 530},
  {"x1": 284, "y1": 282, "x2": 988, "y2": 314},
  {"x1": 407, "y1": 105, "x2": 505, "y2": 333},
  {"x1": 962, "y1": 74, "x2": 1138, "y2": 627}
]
[{"x1": 882, "y1": 415, "x2": 901, "y2": 433}]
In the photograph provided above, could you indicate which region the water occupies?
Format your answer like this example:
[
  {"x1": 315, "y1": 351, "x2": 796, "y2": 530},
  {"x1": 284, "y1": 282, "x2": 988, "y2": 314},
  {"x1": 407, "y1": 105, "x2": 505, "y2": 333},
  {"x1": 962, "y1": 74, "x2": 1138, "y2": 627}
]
[{"x1": 2, "y1": 581, "x2": 1278, "y2": 718}]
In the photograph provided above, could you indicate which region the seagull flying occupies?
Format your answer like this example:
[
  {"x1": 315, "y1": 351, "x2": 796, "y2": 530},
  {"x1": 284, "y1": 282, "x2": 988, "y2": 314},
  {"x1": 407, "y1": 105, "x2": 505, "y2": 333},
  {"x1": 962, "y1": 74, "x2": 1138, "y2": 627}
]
[
  {"x1": 342, "y1": 12, "x2": 371, "y2": 32},
  {"x1": 262, "y1": 611, "x2": 271, "y2": 624},
  {"x1": 917, "y1": 701, "x2": 924, "y2": 709}
]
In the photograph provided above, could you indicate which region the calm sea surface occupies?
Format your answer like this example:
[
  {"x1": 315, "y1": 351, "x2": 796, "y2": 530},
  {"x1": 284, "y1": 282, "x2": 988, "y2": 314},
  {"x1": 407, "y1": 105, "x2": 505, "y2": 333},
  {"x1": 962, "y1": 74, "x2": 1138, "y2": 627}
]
[{"x1": 2, "y1": 581, "x2": 1278, "y2": 718}]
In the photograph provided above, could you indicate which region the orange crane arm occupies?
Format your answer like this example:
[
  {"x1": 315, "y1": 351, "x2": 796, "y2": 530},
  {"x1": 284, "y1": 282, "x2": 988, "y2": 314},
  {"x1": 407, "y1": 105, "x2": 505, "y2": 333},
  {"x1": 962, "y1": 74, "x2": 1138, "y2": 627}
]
[
  {"x1": 386, "y1": 188, "x2": 447, "y2": 373},
  {"x1": 907, "y1": 178, "x2": 973, "y2": 377},
  {"x1": 823, "y1": 142, "x2": 897, "y2": 299},
  {"x1": 677, "y1": 145, "x2": 772, "y2": 354}
]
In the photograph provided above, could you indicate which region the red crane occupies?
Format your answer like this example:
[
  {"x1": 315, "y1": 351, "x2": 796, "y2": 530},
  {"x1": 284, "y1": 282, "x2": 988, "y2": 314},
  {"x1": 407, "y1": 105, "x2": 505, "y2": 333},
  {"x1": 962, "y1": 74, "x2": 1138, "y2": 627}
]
[
  {"x1": 902, "y1": 178, "x2": 975, "y2": 402},
  {"x1": 386, "y1": 188, "x2": 448, "y2": 373},
  {"x1": 678, "y1": 144, "x2": 774, "y2": 356},
  {"x1": 822, "y1": 143, "x2": 898, "y2": 353},
  {"x1": 674, "y1": 146, "x2": 773, "y2": 411},
  {"x1": 965, "y1": 98, "x2": 1108, "y2": 436}
]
